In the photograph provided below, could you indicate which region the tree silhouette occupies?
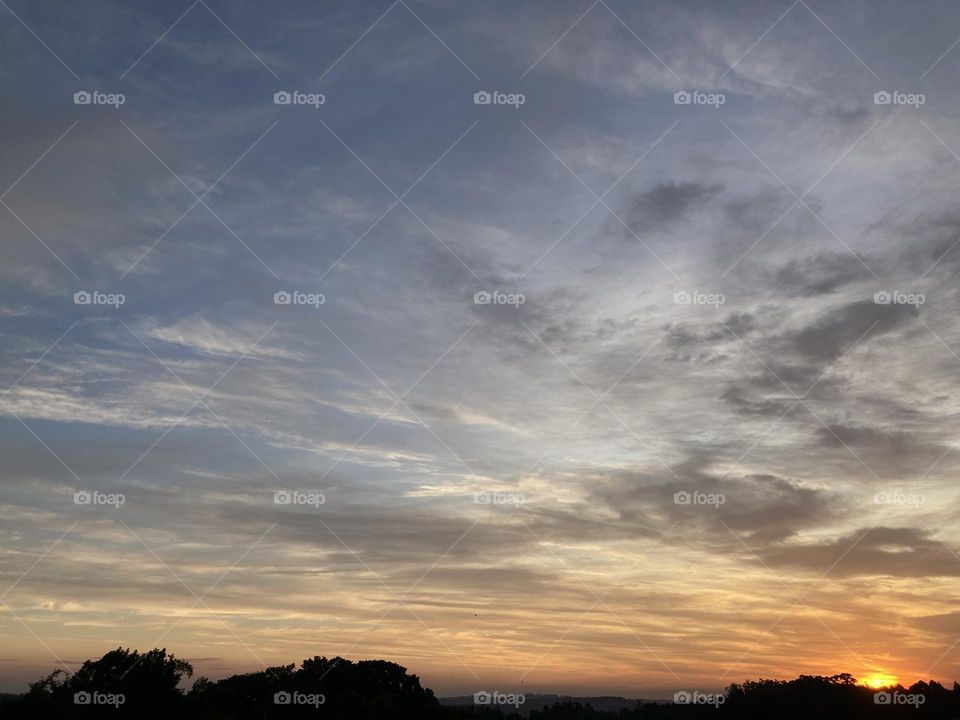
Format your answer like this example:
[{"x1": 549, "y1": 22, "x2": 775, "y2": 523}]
[
  {"x1": 4, "y1": 650, "x2": 960, "y2": 719},
  {"x1": 6, "y1": 647, "x2": 191, "y2": 719},
  {"x1": 187, "y1": 655, "x2": 442, "y2": 719}
]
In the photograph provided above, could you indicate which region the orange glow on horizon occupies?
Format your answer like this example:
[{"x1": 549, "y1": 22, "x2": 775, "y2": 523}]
[{"x1": 863, "y1": 673, "x2": 898, "y2": 689}]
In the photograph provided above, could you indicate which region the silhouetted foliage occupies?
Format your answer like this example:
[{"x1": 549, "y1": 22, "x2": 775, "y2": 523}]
[
  {"x1": 4, "y1": 652, "x2": 960, "y2": 719},
  {"x1": 2, "y1": 647, "x2": 191, "y2": 719},
  {"x1": 524, "y1": 675, "x2": 960, "y2": 719},
  {"x1": 0, "y1": 648, "x2": 440, "y2": 719},
  {"x1": 188, "y1": 655, "x2": 442, "y2": 719}
]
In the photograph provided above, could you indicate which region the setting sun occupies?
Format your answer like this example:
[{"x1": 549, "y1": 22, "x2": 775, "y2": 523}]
[{"x1": 864, "y1": 674, "x2": 898, "y2": 689}]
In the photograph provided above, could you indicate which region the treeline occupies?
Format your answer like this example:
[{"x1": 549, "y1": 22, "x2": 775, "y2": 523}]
[
  {"x1": 2, "y1": 650, "x2": 959, "y2": 719},
  {"x1": 0, "y1": 648, "x2": 439, "y2": 719},
  {"x1": 523, "y1": 674, "x2": 960, "y2": 719}
]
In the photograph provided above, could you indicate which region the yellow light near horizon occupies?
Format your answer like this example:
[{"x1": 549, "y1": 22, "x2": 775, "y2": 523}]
[{"x1": 864, "y1": 673, "x2": 897, "y2": 689}]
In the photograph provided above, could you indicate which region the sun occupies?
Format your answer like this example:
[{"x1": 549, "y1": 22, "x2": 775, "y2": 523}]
[{"x1": 863, "y1": 673, "x2": 898, "y2": 689}]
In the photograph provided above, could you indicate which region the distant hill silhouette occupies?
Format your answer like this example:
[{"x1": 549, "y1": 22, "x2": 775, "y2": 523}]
[
  {"x1": 2, "y1": 649, "x2": 959, "y2": 718},
  {"x1": 440, "y1": 693, "x2": 643, "y2": 715}
]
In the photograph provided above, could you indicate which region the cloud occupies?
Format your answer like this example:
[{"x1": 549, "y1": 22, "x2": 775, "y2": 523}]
[
  {"x1": 786, "y1": 299, "x2": 919, "y2": 361},
  {"x1": 624, "y1": 181, "x2": 724, "y2": 235},
  {"x1": 138, "y1": 315, "x2": 297, "y2": 360},
  {"x1": 813, "y1": 422, "x2": 950, "y2": 473},
  {"x1": 913, "y1": 611, "x2": 960, "y2": 636},
  {"x1": 583, "y1": 468, "x2": 836, "y2": 546},
  {"x1": 773, "y1": 252, "x2": 872, "y2": 296},
  {"x1": 760, "y1": 527, "x2": 960, "y2": 578}
]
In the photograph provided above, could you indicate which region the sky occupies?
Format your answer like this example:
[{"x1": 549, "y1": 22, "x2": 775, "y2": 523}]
[{"x1": 2, "y1": 0, "x2": 960, "y2": 700}]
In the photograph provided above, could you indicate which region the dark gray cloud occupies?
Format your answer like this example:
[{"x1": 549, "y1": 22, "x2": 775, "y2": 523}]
[
  {"x1": 624, "y1": 181, "x2": 724, "y2": 236},
  {"x1": 814, "y1": 422, "x2": 950, "y2": 471},
  {"x1": 773, "y1": 252, "x2": 871, "y2": 297},
  {"x1": 787, "y1": 299, "x2": 919, "y2": 361},
  {"x1": 760, "y1": 527, "x2": 960, "y2": 578},
  {"x1": 578, "y1": 467, "x2": 836, "y2": 546}
]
